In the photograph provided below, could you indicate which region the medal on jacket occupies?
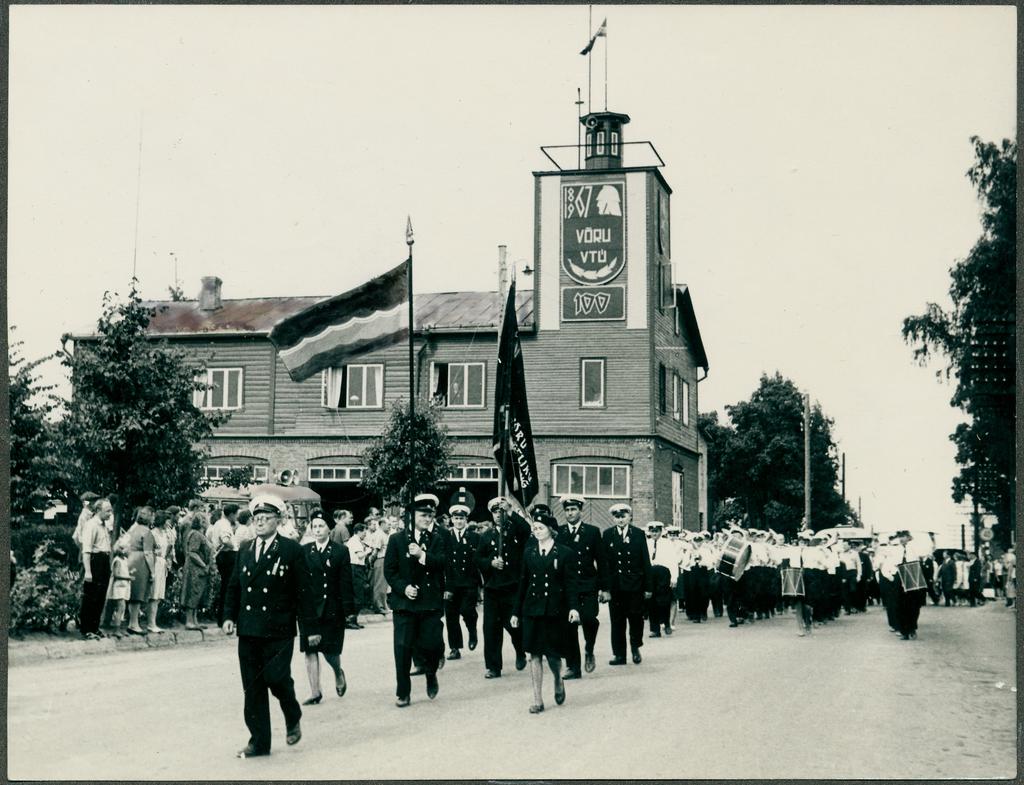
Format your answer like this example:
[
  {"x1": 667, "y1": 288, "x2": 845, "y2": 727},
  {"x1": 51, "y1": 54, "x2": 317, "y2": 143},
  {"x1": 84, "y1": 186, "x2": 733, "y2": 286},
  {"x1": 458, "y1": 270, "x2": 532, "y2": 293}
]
[{"x1": 554, "y1": 558, "x2": 558, "y2": 570}]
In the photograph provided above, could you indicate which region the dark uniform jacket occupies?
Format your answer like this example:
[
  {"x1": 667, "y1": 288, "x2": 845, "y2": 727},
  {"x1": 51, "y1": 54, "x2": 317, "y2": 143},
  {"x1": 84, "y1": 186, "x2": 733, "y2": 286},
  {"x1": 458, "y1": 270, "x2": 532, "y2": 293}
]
[
  {"x1": 476, "y1": 511, "x2": 532, "y2": 592},
  {"x1": 444, "y1": 528, "x2": 482, "y2": 589},
  {"x1": 299, "y1": 540, "x2": 356, "y2": 638},
  {"x1": 384, "y1": 525, "x2": 448, "y2": 613},
  {"x1": 938, "y1": 559, "x2": 956, "y2": 591},
  {"x1": 515, "y1": 541, "x2": 583, "y2": 618},
  {"x1": 225, "y1": 534, "x2": 314, "y2": 638},
  {"x1": 555, "y1": 521, "x2": 605, "y2": 593},
  {"x1": 600, "y1": 524, "x2": 653, "y2": 594}
]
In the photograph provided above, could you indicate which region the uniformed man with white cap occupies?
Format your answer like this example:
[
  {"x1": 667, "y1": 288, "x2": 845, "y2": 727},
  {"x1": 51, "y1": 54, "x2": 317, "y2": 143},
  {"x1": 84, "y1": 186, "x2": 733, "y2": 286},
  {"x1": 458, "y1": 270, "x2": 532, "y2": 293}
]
[
  {"x1": 223, "y1": 494, "x2": 315, "y2": 758},
  {"x1": 554, "y1": 493, "x2": 605, "y2": 678},
  {"x1": 599, "y1": 502, "x2": 652, "y2": 665},
  {"x1": 443, "y1": 488, "x2": 481, "y2": 660},
  {"x1": 475, "y1": 496, "x2": 531, "y2": 678},
  {"x1": 383, "y1": 493, "x2": 449, "y2": 706}
]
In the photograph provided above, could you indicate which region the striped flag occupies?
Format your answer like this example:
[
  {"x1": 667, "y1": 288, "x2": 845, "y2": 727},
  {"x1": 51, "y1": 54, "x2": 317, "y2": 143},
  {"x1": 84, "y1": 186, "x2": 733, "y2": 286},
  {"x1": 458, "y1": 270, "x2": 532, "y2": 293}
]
[
  {"x1": 269, "y1": 260, "x2": 409, "y2": 382},
  {"x1": 580, "y1": 18, "x2": 606, "y2": 55}
]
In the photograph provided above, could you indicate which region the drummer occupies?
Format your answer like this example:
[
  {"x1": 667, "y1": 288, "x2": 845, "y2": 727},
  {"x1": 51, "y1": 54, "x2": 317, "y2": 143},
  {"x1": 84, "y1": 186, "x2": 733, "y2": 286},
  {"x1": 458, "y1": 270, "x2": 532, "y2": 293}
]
[
  {"x1": 719, "y1": 527, "x2": 748, "y2": 628},
  {"x1": 787, "y1": 530, "x2": 815, "y2": 636},
  {"x1": 892, "y1": 529, "x2": 929, "y2": 640}
]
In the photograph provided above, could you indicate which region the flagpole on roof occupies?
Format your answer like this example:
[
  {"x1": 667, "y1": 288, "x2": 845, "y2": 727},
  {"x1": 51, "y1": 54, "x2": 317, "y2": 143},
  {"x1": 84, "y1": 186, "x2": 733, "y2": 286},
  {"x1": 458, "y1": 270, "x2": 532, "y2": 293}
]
[
  {"x1": 587, "y1": 5, "x2": 593, "y2": 113},
  {"x1": 406, "y1": 217, "x2": 415, "y2": 534}
]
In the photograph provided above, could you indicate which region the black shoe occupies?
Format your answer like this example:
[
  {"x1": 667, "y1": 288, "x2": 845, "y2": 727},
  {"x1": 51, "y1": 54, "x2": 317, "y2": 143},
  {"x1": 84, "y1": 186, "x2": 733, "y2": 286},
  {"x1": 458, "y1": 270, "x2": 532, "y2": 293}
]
[
  {"x1": 437, "y1": 656, "x2": 445, "y2": 671},
  {"x1": 664, "y1": 625, "x2": 673, "y2": 636},
  {"x1": 237, "y1": 743, "x2": 270, "y2": 759},
  {"x1": 632, "y1": 648, "x2": 642, "y2": 664},
  {"x1": 409, "y1": 667, "x2": 426, "y2": 677},
  {"x1": 395, "y1": 696, "x2": 410, "y2": 708},
  {"x1": 515, "y1": 654, "x2": 527, "y2": 671},
  {"x1": 649, "y1": 631, "x2": 661, "y2": 638},
  {"x1": 302, "y1": 695, "x2": 322, "y2": 706},
  {"x1": 900, "y1": 634, "x2": 910, "y2": 640},
  {"x1": 285, "y1": 722, "x2": 301, "y2": 746},
  {"x1": 468, "y1": 636, "x2": 478, "y2": 651},
  {"x1": 345, "y1": 622, "x2": 362, "y2": 630},
  {"x1": 447, "y1": 649, "x2": 461, "y2": 660},
  {"x1": 335, "y1": 668, "x2": 347, "y2": 697},
  {"x1": 554, "y1": 680, "x2": 566, "y2": 705},
  {"x1": 608, "y1": 656, "x2": 627, "y2": 666},
  {"x1": 584, "y1": 653, "x2": 596, "y2": 673},
  {"x1": 484, "y1": 669, "x2": 501, "y2": 679},
  {"x1": 562, "y1": 668, "x2": 582, "y2": 680},
  {"x1": 529, "y1": 703, "x2": 545, "y2": 714},
  {"x1": 426, "y1": 674, "x2": 439, "y2": 699}
]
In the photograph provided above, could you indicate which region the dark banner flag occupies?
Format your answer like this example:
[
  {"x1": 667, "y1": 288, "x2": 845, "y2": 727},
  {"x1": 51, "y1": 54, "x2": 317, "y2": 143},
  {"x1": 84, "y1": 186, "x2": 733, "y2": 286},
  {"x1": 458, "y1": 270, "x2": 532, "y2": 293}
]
[
  {"x1": 492, "y1": 280, "x2": 539, "y2": 510},
  {"x1": 268, "y1": 260, "x2": 409, "y2": 382}
]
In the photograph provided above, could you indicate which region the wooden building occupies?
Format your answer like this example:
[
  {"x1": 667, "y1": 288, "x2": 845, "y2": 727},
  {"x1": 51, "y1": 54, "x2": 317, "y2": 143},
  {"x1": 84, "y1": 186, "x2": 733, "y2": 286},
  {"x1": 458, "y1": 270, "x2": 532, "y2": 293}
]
[{"x1": 76, "y1": 109, "x2": 710, "y2": 529}]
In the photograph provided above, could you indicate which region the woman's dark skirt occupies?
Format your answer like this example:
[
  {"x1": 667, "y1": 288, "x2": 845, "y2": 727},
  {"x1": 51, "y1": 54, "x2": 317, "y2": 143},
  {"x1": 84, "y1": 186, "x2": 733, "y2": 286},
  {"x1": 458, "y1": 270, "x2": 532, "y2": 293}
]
[
  {"x1": 522, "y1": 614, "x2": 567, "y2": 658},
  {"x1": 299, "y1": 617, "x2": 345, "y2": 655}
]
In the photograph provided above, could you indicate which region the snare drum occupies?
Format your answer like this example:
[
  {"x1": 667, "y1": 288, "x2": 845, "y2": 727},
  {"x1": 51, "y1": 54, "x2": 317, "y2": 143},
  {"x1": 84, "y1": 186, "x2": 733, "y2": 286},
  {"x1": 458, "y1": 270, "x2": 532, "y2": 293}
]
[
  {"x1": 781, "y1": 567, "x2": 805, "y2": 597},
  {"x1": 716, "y1": 534, "x2": 752, "y2": 581},
  {"x1": 897, "y1": 560, "x2": 927, "y2": 592}
]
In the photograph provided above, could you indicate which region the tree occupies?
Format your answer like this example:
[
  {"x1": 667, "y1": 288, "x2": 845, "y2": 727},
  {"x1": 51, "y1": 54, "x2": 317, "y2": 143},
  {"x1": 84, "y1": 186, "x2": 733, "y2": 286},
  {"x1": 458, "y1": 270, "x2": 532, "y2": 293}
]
[
  {"x1": 360, "y1": 399, "x2": 453, "y2": 514},
  {"x1": 701, "y1": 373, "x2": 853, "y2": 537},
  {"x1": 8, "y1": 330, "x2": 62, "y2": 525},
  {"x1": 56, "y1": 283, "x2": 227, "y2": 522},
  {"x1": 902, "y1": 137, "x2": 1015, "y2": 546},
  {"x1": 218, "y1": 465, "x2": 255, "y2": 490}
]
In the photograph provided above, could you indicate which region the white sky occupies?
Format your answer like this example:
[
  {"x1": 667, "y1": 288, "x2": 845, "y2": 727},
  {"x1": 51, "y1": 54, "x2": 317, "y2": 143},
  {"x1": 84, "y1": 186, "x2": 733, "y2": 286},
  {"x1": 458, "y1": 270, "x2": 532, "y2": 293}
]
[{"x1": 7, "y1": 5, "x2": 1016, "y2": 543}]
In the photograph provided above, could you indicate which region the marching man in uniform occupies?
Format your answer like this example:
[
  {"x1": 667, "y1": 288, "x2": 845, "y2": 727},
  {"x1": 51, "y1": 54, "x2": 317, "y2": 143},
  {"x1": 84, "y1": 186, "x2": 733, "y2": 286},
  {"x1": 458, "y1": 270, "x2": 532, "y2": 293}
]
[
  {"x1": 223, "y1": 494, "x2": 314, "y2": 759},
  {"x1": 383, "y1": 493, "x2": 449, "y2": 706},
  {"x1": 443, "y1": 489, "x2": 481, "y2": 661},
  {"x1": 645, "y1": 522, "x2": 677, "y2": 638},
  {"x1": 600, "y1": 502, "x2": 652, "y2": 665},
  {"x1": 555, "y1": 493, "x2": 605, "y2": 679},
  {"x1": 475, "y1": 496, "x2": 531, "y2": 679}
]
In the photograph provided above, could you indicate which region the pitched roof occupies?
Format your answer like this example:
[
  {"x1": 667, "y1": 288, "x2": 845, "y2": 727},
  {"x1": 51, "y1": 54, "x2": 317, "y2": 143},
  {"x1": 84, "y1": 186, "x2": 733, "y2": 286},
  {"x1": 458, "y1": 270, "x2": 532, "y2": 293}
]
[
  {"x1": 675, "y1": 285, "x2": 709, "y2": 372},
  {"x1": 73, "y1": 290, "x2": 535, "y2": 339}
]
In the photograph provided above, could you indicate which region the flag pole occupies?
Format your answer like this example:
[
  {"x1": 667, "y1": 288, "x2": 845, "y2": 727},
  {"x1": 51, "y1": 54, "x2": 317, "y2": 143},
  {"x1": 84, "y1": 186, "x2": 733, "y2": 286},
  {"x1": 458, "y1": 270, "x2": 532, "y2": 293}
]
[
  {"x1": 587, "y1": 5, "x2": 593, "y2": 113},
  {"x1": 406, "y1": 217, "x2": 415, "y2": 536},
  {"x1": 496, "y1": 278, "x2": 514, "y2": 557},
  {"x1": 604, "y1": 20, "x2": 608, "y2": 111}
]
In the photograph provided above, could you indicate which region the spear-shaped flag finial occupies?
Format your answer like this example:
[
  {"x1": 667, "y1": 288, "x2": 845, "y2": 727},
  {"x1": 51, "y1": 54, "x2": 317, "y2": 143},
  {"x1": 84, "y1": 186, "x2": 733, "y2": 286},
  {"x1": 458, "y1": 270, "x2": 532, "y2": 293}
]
[{"x1": 406, "y1": 216, "x2": 414, "y2": 246}]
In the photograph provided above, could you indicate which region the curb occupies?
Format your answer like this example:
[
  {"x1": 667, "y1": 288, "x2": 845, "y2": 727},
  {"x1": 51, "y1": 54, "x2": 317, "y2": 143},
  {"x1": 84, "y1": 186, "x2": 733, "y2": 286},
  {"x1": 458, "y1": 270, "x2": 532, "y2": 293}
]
[{"x1": 9, "y1": 611, "x2": 390, "y2": 666}]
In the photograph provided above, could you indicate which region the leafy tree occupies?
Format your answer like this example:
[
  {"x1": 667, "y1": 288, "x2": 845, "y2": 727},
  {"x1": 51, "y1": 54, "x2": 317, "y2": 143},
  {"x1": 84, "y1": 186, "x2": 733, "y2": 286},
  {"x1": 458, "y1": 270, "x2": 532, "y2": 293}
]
[
  {"x1": 902, "y1": 137, "x2": 1015, "y2": 546},
  {"x1": 217, "y1": 464, "x2": 255, "y2": 490},
  {"x1": 360, "y1": 399, "x2": 453, "y2": 515},
  {"x1": 56, "y1": 283, "x2": 227, "y2": 523},
  {"x1": 8, "y1": 330, "x2": 62, "y2": 525},
  {"x1": 701, "y1": 373, "x2": 853, "y2": 537},
  {"x1": 167, "y1": 284, "x2": 188, "y2": 302}
]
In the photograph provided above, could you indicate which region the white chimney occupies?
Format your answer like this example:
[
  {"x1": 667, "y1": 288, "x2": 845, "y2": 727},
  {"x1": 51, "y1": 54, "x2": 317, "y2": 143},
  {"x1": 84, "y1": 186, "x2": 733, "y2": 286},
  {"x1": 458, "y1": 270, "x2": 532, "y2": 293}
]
[
  {"x1": 199, "y1": 276, "x2": 223, "y2": 311},
  {"x1": 497, "y1": 245, "x2": 509, "y2": 301}
]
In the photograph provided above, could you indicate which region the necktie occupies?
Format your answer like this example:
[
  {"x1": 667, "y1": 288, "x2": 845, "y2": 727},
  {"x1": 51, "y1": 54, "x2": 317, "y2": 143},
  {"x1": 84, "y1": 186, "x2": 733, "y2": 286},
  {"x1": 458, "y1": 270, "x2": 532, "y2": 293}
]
[
  {"x1": 255, "y1": 540, "x2": 264, "y2": 563},
  {"x1": 902, "y1": 546, "x2": 907, "y2": 564},
  {"x1": 652, "y1": 540, "x2": 658, "y2": 558}
]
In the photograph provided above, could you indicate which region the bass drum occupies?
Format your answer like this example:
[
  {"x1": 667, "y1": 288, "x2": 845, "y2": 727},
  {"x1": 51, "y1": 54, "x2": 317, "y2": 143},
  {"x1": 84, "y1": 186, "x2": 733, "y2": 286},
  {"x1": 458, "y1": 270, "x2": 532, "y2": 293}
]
[{"x1": 716, "y1": 534, "x2": 752, "y2": 581}]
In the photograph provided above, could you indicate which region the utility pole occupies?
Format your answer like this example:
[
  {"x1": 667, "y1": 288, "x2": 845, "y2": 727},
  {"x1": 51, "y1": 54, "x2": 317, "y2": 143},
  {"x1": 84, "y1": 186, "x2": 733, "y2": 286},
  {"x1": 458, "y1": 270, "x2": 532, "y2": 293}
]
[{"x1": 803, "y1": 393, "x2": 811, "y2": 529}]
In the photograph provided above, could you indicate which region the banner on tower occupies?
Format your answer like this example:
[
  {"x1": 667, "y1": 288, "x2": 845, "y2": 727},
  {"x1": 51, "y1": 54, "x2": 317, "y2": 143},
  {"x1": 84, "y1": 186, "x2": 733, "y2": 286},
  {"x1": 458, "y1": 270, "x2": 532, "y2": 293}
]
[{"x1": 561, "y1": 181, "x2": 626, "y2": 286}]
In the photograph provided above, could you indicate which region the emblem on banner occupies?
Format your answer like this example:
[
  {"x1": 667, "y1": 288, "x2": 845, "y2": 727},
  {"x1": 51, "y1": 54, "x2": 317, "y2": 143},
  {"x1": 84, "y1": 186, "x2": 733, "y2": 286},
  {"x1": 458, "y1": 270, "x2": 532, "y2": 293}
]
[{"x1": 562, "y1": 182, "x2": 626, "y2": 286}]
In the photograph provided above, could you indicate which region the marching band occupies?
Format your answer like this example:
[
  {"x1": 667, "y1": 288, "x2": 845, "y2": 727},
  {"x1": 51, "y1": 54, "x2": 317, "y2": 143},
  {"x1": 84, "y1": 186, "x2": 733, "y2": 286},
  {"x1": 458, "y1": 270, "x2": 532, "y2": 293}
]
[{"x1": 223, "y1": 489, "x2": 937, "y2": 757}]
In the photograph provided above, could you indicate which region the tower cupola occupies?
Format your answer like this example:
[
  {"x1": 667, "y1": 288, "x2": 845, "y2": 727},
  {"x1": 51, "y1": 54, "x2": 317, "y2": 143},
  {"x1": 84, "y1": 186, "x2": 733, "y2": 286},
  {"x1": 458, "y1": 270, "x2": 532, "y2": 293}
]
[{"x1": 580, "y1": 110, "x2": 630, "y2": 170}]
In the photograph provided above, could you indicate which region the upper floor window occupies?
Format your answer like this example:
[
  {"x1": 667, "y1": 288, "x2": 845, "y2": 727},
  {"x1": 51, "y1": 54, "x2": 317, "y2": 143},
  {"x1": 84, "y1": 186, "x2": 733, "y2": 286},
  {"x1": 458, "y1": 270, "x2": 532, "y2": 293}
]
[
  {"x1": 194, "y1": 368, "x2": 243, "y2": 410},
  {"x1": 321, "y1": 364, "x2": 384, "y2": 409},
  {"x1": 553, "y1": 462, "x2": 630, "y2": 498},
  {"x1": 431, "y1": 362, "x2": 485, "y2": 408},
  {"x1": 581, "y1": 358, "x2": 605, "y2": 408},
  {"x1": 203, "y1": 463, "x2": 268, "y2": 485},
  {"x1": 658, "y1": 363, "x2": 668, "y2": 415},
  {"x1": 596, "y1": 131, "x2": 606, "y2": 155},
  {"x1": 681, "y1": 379, "x2": 690, "y2": 426},
  {"x1": 610, "y1": 131, "x2": 620, "y2": 156},
  {"x1": 672, "y1": 372, "x2": 682, "y2": 422}
]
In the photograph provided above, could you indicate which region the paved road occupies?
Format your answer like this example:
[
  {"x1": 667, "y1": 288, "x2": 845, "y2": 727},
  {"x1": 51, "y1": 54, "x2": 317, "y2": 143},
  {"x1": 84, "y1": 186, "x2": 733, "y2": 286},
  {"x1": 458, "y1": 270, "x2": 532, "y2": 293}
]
[{"x1": 8, "y1": 601, "x2": 1017, "y2": 779}]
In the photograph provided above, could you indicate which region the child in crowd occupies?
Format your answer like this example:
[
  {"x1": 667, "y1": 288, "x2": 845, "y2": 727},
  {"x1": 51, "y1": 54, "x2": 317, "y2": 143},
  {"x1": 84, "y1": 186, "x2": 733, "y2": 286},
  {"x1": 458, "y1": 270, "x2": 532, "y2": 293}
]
[{"x1": 108, "y1": 539, "x2": 134, "y2": 636}]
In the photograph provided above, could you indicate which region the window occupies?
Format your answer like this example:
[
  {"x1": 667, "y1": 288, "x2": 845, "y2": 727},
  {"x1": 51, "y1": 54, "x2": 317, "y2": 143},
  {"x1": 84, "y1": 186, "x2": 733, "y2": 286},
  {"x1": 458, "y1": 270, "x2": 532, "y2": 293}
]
[
  {"x1": 658, "y1": 364, "x2": 667, "y2": 415},
  {"x1": 659, "y1": 262, "x2": 674, "y2": 312},
  {"x1": 596, "y1": 131, "x2": 605, "y2": 155},
  {"x1": 203, "y1": 463, "x2": 268, "y2": 485},
  {"x1": 681, "y1": 379, "x2": 690, "y2": 425},
  {"x1": 553, "y1": 463, "x2": 630, "y2": 498},
  {"x1": 610, "y1": 131, "x2": 620, "y2": 156},
  {"x1": 321, "y1": 365, "x2": 384, "y2": 409},
  {"x1": 581, "y1": 358, "x2": 605, "y2": 408},
  {"x1": 431, "y1": 362, "x2": 485, "y2": 408},
  {"x1": 672, "y1": 469, "x2": 684, "y2": 530},
  {"x1": 447, "y1": 465, "x2": 500, "y2": 481},
  {"x1": 672, "y1": 372, "x2": 682, "y2": 422},
  {"x1": 308, "y1": 466, "x2": 366, "y2": 482},
  {"x1": 194, "y1": 368, "x2": 243, "y2": 410}
]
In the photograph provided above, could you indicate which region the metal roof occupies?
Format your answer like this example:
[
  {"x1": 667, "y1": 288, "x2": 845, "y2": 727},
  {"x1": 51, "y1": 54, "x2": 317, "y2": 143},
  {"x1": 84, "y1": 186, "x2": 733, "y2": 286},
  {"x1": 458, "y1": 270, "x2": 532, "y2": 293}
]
[{"x1": 72, "y1": 290, "x2": 535, "y2": 339}]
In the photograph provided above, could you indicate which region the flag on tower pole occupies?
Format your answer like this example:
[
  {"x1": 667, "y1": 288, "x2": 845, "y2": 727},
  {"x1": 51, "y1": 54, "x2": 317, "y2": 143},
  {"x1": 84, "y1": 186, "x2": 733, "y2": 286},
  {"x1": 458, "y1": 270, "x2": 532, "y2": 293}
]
[
  {"x1": 580, "y1": 18, "x2": 606, "y2": 55},
  {"x1": 492, "y1": 280, "x2": 539, "y2": 513}
]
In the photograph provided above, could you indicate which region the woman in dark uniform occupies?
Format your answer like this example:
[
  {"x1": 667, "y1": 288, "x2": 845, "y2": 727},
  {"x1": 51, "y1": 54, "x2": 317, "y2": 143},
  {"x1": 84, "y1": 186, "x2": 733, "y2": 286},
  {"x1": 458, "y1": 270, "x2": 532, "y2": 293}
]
[
  {"x1": 299, "y1": 514, "x2": 356, "y2": 704},
  {"x1": 510, "y1": 505, "x2": 581, "y2": 714}
]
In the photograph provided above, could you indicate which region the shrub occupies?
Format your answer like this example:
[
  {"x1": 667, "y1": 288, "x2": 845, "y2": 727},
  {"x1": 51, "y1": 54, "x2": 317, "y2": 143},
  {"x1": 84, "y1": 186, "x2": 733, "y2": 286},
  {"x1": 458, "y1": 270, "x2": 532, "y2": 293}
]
[
  {"x1": 10, "y1": 540, "x2": 81, "y2": 634},
  {"x1": 11, "y1": 524, "x2": 78, "y2": 571}
]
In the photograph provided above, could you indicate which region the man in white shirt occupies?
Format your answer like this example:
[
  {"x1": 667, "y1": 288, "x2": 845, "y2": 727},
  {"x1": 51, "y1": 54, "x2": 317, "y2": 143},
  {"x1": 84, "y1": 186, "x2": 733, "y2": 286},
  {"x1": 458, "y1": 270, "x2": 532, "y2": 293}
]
[
  {"x1": 365, "y1": 517, "x2": 390, "y2": 614},
  {"x1": 892, "y1": 529, "x2": 928, "y2": 639},
  {"x1": 645, "y1": 523, "x2": 676, "y2": 638},
  {"x1": 210, "y1": 503, "x2": 241, "y2": 625}
]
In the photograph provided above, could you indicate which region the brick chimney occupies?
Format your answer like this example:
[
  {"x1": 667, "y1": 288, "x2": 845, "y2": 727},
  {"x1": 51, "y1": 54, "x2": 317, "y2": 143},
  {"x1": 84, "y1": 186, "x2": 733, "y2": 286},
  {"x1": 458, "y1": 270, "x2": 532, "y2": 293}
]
[{"x1": 199, "y1": 276, "x2": 223, "y2": 311}]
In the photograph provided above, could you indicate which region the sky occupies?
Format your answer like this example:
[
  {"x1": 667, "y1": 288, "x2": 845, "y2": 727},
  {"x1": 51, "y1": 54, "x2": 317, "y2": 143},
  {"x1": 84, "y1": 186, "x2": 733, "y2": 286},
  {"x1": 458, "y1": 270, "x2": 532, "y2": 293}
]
[{"x1": 7, "y1": 5, "x2": 1016, "y2": 545}]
